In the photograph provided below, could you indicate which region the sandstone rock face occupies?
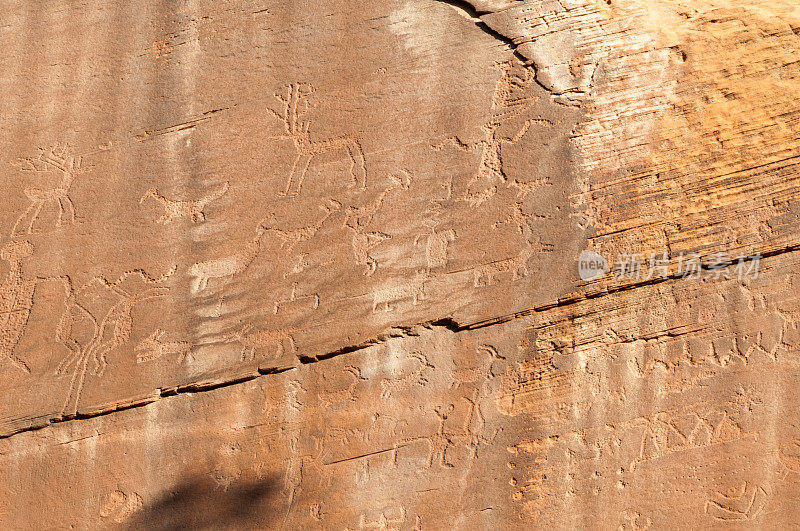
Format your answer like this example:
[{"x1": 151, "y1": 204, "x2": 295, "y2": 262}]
[{"x1": 0, "y1": 0, "x2": 799, "y2": 528}]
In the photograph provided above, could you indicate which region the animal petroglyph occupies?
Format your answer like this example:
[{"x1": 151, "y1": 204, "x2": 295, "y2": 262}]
[
  {"x1": 372, "y1": 270, "x2": 428, "y2": 313},
  {"x1": 139, "y1": 181, "x2": 229, "y2": 223},
  {"x1": 493, "y1": 202, "x2": 549, "y2": 235},
  {"x1": 348, "y1": 229, "x2": 391, "y2": 277},
  {"x1": 190, "y1": 200, "x2": 339, "y2": 294},
  {"x1": 0, "y1": 240, "x2": 70, "y2": 374},
  {"x1": 704, "y1": 482, "x2": 768, "y2": 521},
  {"x1": 379, "y1": 351, "x2": 434, "y2": 399},
  {"x1": 449, "y1": 344, "x2": 502, "y2": 389},
  {"x1": 189, "y1": 222, "x2": 268, "y2": 293},
  {"x1": 356, "y1": 507, "x2": 407, "y2": 530},
  {"x1": 135, "y1": 329, "x2": 193, "y2": 364},
  {"x1": 318, "y1": 367, "x2": 363, "y2": 407},
  {"x1": 55, "y1": 267, "x2": 174, "y2": 418},
  {"x1": 267, "y1": 83, "x2": 367, "y2": 196},
  {"x1": 472, "y1": 239, "x2": 547, "y2": 287},
  {"x1": 224, "y1": 324, "x2": 297, "y2": 362},
  {"x1": 263, "y1": 199, "x2": 341, "y2": 251},
  {"x1": 12, "y1": 145, "x2": 85, "y2": 235},
  {"x1": 433, "y1": 61, "x2": 551, "y2": 206},
  {"x1": 344, "y1": 172, "x2": 410, "y2": 276}
]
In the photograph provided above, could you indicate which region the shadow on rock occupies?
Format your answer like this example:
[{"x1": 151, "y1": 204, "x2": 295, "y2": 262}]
[{"x1": 126, "y1": 474, "x2": 280, "y2": 530}]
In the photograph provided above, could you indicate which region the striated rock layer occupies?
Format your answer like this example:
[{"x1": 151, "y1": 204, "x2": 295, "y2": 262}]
[{"x1": 0, "y1": 0, "x2": 799, "y2": 528}]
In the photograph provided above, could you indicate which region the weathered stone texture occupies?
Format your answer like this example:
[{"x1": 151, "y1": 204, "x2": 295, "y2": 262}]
[{"x1": 1, "y1": 0, "x2": 799, "y2": 528}]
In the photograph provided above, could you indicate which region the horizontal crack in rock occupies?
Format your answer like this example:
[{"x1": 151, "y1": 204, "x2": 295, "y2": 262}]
[{"x1": 1, "y1": 244, "x2": 795, "y2": 442}]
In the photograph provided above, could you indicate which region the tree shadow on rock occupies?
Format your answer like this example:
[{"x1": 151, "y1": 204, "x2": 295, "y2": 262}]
[{"x1": 126, "y1": 474, "x2": 281, "y2": 530}]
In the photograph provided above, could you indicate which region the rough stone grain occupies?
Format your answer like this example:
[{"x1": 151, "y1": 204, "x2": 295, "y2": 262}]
[{"x1": 1, "y1": 0, "x2": 799, "y2": 528}]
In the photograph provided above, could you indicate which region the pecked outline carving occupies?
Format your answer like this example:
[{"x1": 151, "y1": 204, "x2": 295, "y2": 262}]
[
  {"x1": 139, "y1": 181, "x2": 229, "y2": 224},
  {"x1": 55, "y1": 266, "x2": 175, "y2": 418},
  {"x1": 223, "y1": 324, "x2": 297, "y2": 362},
  {"x1": 11, "y1": 145, "x2": 86, "y2": 235},
  {"x1": 433, "y1": 60, "x2": 553, "y2": 206},
  {"x1": 0, "y1": 240, "x2": 71, "y2": 374},
  {"x1": 267, "y1": 83, "x2": 367, "y2": 197}
]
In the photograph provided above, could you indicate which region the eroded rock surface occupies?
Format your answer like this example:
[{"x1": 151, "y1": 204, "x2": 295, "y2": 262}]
[{"x1": 0, "y1": 0, "x2": 799, "y2": 528}]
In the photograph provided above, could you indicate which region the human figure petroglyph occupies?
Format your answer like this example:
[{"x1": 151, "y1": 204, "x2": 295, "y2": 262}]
[
  {"x1": 372, "y1": 270, "x2": 428, "y2": 313},
  {"x1": 628, "y1": 407, "x2": 755, "y2": 470},
  {"x1": 135, "y1": 329, "x2": 194, "y2": 364},
  {"x1": 223, "y1": 324, "x2": 297, "y2": 362},
  {"x1": 432, "y1": 61, "x2": 552, "y2": 206},
  {"x1": 267, "y1": 82, "x2": 366, "y2": 196},
  {"x1": 188, "y1": 222, "x2": 269, "y2": 293},
  {"x1": 344, "y1": 171, "x2": 410, "y2": 276},
  {"x1": 12, "y1": 144, "x2": 85, "y2": 235},
  {"x1": 524, "y1": 395, "x2": 759, "y2": 474},
  {"x1": 0, "y1": 240, "x2": 71, "y2": 374},
  {"x1": 421, "y1": 405, "x2": 457, "y2": 469},
  {"x1": 55, "y1": 267, "x2": 175, "y2": 418},
  {"x1": 394, "y1": 403, "x2": 483, "y2": 471},
  {"x1": 460, "y1": 390, "x2": 499, "y2": 458},
  {"x1": 283, "y1": 434, "x2": 326, "y2": 508},
  {"x1": 139, "y1": 181, "x2": 229, "y2": 223}
]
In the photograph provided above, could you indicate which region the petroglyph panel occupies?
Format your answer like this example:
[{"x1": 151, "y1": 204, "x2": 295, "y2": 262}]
[
  {"x1": 4, "y1": 250, "x2": 800, "y2": 527},
  {"x1": 2, "y1": 0, "x2": 800, "y2": 527},
  {"x1": 0, "y1": 0, "x2": 585, "y2": 436},
  {"x1": 0, "y1": 0, "x2": 585, "y2": 437}
]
